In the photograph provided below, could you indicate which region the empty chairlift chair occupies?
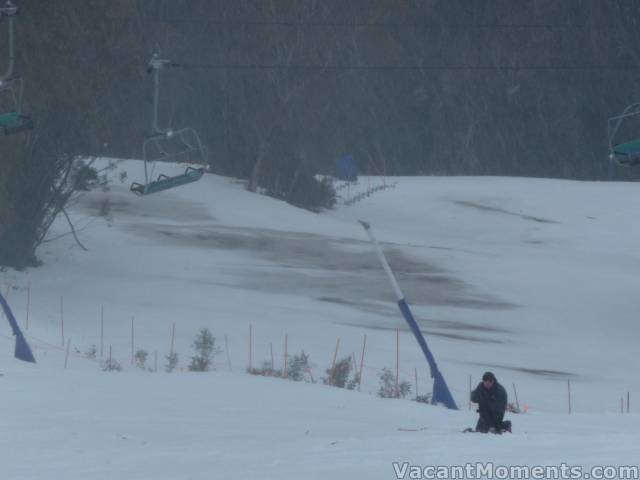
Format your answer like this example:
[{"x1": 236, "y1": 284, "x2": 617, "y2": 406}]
[
  {"x1": 608, "y1": 102, "x2": 640, "y2": 167},
  {"x1": 0, "y1": 1, "x2": 32, "y2": 135},
  {"x1": 130, "y1": 51, "x2": 207, "y2": 196}
]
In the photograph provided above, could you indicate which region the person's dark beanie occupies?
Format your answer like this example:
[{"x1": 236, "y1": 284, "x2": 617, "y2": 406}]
[{"x1": 482, "y1": 371, "x2": 496, "y2": 382}]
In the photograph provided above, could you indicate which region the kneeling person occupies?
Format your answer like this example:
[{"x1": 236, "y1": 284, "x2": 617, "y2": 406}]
[{"x1": 470, "y1": 371, "x2": 511, "y2": 433}]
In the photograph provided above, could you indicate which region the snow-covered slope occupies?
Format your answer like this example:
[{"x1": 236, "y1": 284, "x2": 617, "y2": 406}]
[{"x1": 2, "y1": 159, "x2": 639, "y2": 479}]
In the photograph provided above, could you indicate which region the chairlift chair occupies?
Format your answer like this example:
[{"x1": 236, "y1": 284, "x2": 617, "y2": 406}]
[
  {"x1": 0, "y1": 1, "x2": 32, "y2": 135},
  {"x1": 130, "y1": 51, "x2": 208, "y2": 196},
  {"x1": 608, "y1": 102, "x2": 640, "y2": 167}
]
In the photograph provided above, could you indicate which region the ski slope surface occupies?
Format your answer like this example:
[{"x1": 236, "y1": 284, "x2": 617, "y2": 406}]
[{"x1": 1, "y1": 159, "x2": 639, "y2": 479}]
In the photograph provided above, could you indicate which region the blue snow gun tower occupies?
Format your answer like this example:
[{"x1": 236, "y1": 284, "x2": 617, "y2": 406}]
[
  {"x1": 359, "y1": 221, "x2": 457, "y2": 410},
  {"x1": 0, "y1": 290, "x2": 36, "y2": 363}
]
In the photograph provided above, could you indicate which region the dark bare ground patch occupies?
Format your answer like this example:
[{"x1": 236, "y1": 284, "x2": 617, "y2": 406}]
[
  {"x1": 125, "y1": 223, "x2": 517, "y2": 315},
  {"x1": 453, "y1": 200, "x2": 558, "y2": 224},
  {"x1": 467, "y1": 362, "x2": 577, "y2": 378}
]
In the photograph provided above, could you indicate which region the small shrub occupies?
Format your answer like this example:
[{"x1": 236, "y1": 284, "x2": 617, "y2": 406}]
[
  {"x1": 287, "y1": 351, "x2": 314, "y2": 382},
  {"x1": 134, "y1": 349, "x2": 149, "y2": 370},
  {"x1": 291, "y1": 173, "x2": 336, "y2": 212},
  {"x1": 323, "y1": 356, "x2": 353, "y2": 388},
  {"x1": 188, "y1": 328, "x2": 221, "y2": 372},
  {"x1": 377, "y1": 368, "x2": 412, "y2": 399},
  {"x1": 247, "y1": 361, "x2": 282, "y2": 377},
  {"x1": 165, "y1": 352, "x2": 179, "y2": 373},
  {"x1": 415, "y1": 393, "x2": 432, "y2": 404},
  {"x1": 102, "y1": 357, "x2": 122, "y2": 372},
  {"x1": 346, "y1": 372, "x2": 360, "y2": 390},
  {"x1": 323, "y1": 356, "x2": 360, "y2": 389},
  {"x1": 84, "y1": 345, "x2": 97, "y2": 360}
]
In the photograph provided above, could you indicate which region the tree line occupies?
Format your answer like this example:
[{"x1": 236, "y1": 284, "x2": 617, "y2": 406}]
[{"x1": 2, "y1": 0, "x2": 640, "y2": 268}]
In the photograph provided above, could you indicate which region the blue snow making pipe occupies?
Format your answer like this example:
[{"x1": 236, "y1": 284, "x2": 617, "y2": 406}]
[
  {"x1": 0, "y1": 290, "x2": 36, "y2": 363},
  {"x1": 359, "y1": 220, "x2": 457, "y2": 410}
]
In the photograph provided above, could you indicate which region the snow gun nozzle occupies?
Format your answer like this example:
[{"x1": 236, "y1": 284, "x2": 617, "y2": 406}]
[{"x1": 358, "y1": 220, "x2": 370, "y2": 230}]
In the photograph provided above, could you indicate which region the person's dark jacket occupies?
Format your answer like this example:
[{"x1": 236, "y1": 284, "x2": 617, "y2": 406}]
[{"x1": 471, "y1": 380, "x2": 508, "y2": 431}]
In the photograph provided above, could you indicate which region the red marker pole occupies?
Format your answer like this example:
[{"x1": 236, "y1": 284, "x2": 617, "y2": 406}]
[
  {"x1": 283, "y1": 334, "x2": 288, "y2": 378},
  {"x1": 130, "y1": 317, "x2": 135, "y2": 365},
  {"x1": 331, "y1": 337, "x2": 340, "y2": 382},
  {"x1": 358, "y1": 334, "x2": 367, "y2": 391},
  {"x1": 60, "y1": 296, "x2": 65, "y2": 347}
]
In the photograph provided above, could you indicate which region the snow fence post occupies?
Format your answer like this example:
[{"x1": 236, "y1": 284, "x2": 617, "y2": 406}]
[
  {"x1": 131, "y1": 316, "x2": 135, "y2": 365},
  {"x1": 270, "y1": 342, "x2": 274, "y2": 370},
  {"x1": 248, "y1": 324, "x2": 253, "y2": 372},
  {"x1": 100, "y1": 305, "x2": 104, "y2": 360},
  {"x1": 330, "y1": 337, "x2": 340, "y2": 381},
  {"x1": 358, "y1": 334, "x2": 367, "y2": 391},
  {"x1": 170, "y1": 323, "x2": 176, "y2": 358},
  {"x1": 283, "y1": 334, "x2": 288, "y2": 379},
  {"x1": 224, "y1": 334, "x2": 232, "y2": 371},
  {"x1": 627, "y1": 391, "x2": 630, "y2": 414},
  {"x1": 64, "y1": 338, "x2": 71, "y2": 369},
  {"x1": 513, "y1": 382, "x2": 520, "y2": 411},
  {"x1": 60, "y1": 296, "x2": 65, "y2": 347}
]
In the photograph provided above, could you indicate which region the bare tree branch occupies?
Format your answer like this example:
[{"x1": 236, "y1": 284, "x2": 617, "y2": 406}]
[{"x1": 61, "y1": 207, "x2": 88, "y2": 251}]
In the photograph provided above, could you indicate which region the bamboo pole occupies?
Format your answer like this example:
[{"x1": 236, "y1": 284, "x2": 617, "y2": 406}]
[
  {"x1": 358, "y1": 334, "x2": 367, "y2": 391},
  {"x1": 224, "y1": 334, "x2": 232, "y2": 371},
  {"x1": 512, "y1": 382, "x2": 520, "y2": 410},
  {"x1": 64, "y1": 338, "x2": 71, "y2": 369},
  {"x1": 331, "y1": 337, "x2": 340, "y2": 383},
  {"x1": 270, "y1": 342, "x2": 274, "y2": 370},
  {"x1": 248, "y1": 324, "x2": 253, "y2": 371},
  {"x1": 627, "y1": 391, "x2": 630, "y2": 414},
  {"x1": 169, "y1": 323, "x2": 176, "y2": 356},
  {"x1": 100, "y1": 305, "x2": 104, "y2": 360},
  {"x1": 283, "y1": 334, "x2": 288, "y2": 378},
  {"x1": 60, "y1": 296, "x2": 65, "y2": 346}
]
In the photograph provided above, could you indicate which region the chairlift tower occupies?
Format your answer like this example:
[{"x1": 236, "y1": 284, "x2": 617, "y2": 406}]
[
  {"x1": 0, "y1": 0, "x2": 32, "y2": 135},
  {"x1": 131, "y1": 50, "x2": 208, "y2": 196}
]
